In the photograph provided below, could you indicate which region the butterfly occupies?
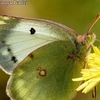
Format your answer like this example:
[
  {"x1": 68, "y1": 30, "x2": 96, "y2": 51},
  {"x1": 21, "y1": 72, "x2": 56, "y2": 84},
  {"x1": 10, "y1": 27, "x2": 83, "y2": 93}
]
[{"x1": 0, "y1": 14, "x2": 97, "y2": 100}]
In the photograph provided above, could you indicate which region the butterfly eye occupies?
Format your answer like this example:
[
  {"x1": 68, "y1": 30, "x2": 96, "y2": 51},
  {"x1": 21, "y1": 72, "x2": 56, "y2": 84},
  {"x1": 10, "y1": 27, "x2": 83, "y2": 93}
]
[{"x1": 30, "y1": 27, "x2": 36, "y2": 34}]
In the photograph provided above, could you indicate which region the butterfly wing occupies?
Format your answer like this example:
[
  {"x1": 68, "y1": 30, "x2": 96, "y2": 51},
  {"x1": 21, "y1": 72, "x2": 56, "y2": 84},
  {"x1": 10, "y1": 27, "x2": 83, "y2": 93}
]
[
  {"x1": 0, "y1": 15, "x2": 96, "y2": 100},
  {"x1": 0, "y1": 15, "x2": 78, "y2": 75},
  {"x1": 7, "y1": 40, "x2": 85, "y2": 100}
]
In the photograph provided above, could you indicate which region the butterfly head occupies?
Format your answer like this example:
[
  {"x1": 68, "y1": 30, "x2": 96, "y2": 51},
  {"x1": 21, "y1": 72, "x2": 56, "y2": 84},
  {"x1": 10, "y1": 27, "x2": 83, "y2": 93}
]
[
  {"x1": 77, "y1": 13, "x2": 100, "y2": 49},
  {"x1": 77, "y1": 33, "x2": 96, "y2": 47}
]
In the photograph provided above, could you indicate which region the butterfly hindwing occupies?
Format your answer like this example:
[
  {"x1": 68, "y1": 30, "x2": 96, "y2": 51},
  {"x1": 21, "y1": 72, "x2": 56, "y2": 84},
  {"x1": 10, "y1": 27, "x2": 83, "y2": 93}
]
[{"x1": 7, "y1": 40, "x2": 84, "y2": 100}]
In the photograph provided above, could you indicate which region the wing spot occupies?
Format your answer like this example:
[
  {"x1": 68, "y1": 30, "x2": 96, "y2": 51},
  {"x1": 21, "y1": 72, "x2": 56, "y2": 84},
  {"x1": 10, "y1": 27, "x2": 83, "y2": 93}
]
[
  {"x1": 67, "y1": 54, "x2": 76, "y2": 60},
  {"x1": 11, "y1": 56, "x2": 18, "y2": 63},
  {"x1": 39, "y1": 70, "x2": 46, "y2": 76},
  {"x1": 37, "y1": 67, "x2": 47, "y2": 77},
  {"x1": 28, "y1": 53, "x2": 34, "y2": 59},
  {"x1": 7, "y1": 47, "x2": 18, "y2": 63},
  {"x1": 2, "y1": 41, "x2": 5, "y2": 43},
  {"x1": 30, "y1": 27, "x2": 36, "y2": 34},
  {"x1": 7, "y1": 48, "x2": 11, "y2": 52}
]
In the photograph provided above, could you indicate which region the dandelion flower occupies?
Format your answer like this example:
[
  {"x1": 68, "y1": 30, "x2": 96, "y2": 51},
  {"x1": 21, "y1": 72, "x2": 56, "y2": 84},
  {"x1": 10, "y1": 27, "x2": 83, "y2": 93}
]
[{"x1": 72, "y1": 46, "x2": 100, "y2": 93}]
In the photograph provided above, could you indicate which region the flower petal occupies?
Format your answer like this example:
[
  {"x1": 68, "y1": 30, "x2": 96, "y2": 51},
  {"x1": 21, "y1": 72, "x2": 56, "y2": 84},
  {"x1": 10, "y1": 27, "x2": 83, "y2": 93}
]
[
  {"x1": 93, "y1": 46, "x2": 100, "y2": 56},
  {"x1": 82, "y1": 79, "x2": 100, "y2": 93},
  {"x1": 72, "y1": 46, "x2": 100, "y2": 94}
]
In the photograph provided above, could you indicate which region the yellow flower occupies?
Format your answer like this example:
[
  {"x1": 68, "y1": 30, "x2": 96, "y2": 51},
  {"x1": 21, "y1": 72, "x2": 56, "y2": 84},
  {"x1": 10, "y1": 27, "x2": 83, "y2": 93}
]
[{"x1": 72, "y1": 46, "x2": 100, "y2": 93}]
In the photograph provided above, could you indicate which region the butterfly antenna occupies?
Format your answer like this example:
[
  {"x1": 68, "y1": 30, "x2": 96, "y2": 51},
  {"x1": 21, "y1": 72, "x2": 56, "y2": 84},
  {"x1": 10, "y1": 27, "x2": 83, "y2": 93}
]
[
  {"x1": 87, "y1": 13, "x2": 100, "y2": 34},
  {"x1": 92, "y1": 87, "x2": 96, "y2": 100}
]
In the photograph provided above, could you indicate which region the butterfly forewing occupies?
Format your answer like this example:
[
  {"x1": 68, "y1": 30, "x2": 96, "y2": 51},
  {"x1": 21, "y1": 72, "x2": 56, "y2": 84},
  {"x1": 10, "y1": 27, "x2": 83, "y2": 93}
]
[{"x1": 0, "y1": 15, "x2": 77, "y2": 74}]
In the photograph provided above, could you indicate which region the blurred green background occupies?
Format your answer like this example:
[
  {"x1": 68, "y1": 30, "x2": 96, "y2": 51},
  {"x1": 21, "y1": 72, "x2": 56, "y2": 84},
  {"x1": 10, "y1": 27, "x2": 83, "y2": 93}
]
[{"x1": 0, "y1": 0, "x2": 100, "y2": 100}]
